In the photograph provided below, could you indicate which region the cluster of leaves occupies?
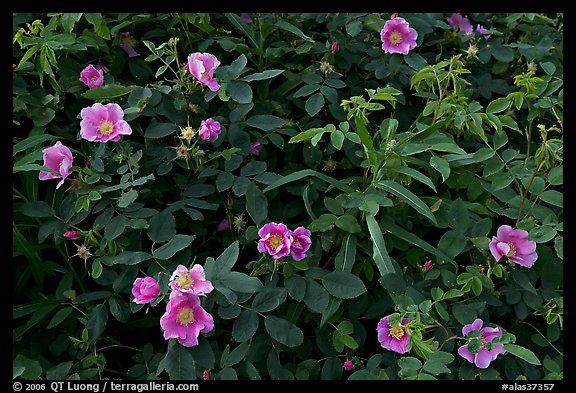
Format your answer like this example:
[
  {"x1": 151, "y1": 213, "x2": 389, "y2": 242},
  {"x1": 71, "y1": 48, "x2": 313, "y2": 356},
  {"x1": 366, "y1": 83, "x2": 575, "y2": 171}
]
[{"x1": 13, "y1": 12, "x2": 562, "y2": 381}]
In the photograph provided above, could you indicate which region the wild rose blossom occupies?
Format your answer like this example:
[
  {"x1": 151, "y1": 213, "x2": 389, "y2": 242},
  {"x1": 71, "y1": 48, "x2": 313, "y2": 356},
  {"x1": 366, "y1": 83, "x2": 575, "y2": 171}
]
[
  {"x1": 476, "y1": 24, "x2": 491, "y2": 40},
  {"x1": 186, "y1": 52, "x2": 221, "y2": 92},
  {"x1": 457, "y1": 318, "x2": 506, "y2": 369},
  {"x1": 79, "y1": 64, "x2": 104, "y2": 89},
  {"x1": 240, "y1": 13, "x2": 253, "y2": 24},
  {"x1": 80, "y1": 103, "x2": 132, "y2": 143},
  {"x1": 377, "y1": 314, "x2": 411, "y2": 354},
  {"x1": 257, "y1": 222, "x2": 292, "y2": 259},
  {"x1": 331, "y1": 41, "x2": 340, "y2": 52},
  {"x1": 380, "y1": 17, "x2": 418, "y2": 55},
  {"x1": 169, "y1": 264, "x2": 214, "y2": 296},
  {"x1": 217, "y1": 219, "x2": 230, "y2": 232},
  {"x1": 250, "y1": 141, "x2": 262, "y2": 156},
  {"x1": 489, "y1": 225, "x2": 538, "y2": 268},
  {"x1": 289, "y1": 226, "x2": 312, "y2": 261},
  {"x1": 132, "y1": 277, "x2": 161, "y2": 304},
  {"x1": 119, "y1": 32, "x2": 140, "y2": 57},
  {"x1": 343, "y1": 360, "x2": 354, "y2": 371},
  {"x1": 198, "y1": 118, "x2": 221, "y2": 142},
  {"x1": 160, "y1": 292, "x2": 214, "y2": 347},
  {"x1": 423, "y1": 259, "x2": 433, "y2": 271},
  {"x1": 447, "y1": 13, "x2": 473, "y2": 34},
  {"x1": 64, "y1": 230, "x2": 79, "y2": 239},
  {"x1": 38, "y1": 141, "x2": 74, "y2": 189}
]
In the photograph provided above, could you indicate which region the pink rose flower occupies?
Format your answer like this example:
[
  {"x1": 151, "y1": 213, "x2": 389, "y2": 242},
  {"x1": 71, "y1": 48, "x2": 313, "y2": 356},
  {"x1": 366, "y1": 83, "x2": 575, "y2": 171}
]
[
  {"x1": 119, "y1": 32, "x2": 140, "y2": 57},
  {"x1": 38, "y1": 141, "x2": 74, "y2": 189},
  {"x1": 489, "y1": 225, "x2": 538, "y2": 268},
  {"x1": 377, "y1": 315, "x2": 411, "y2": 354},
  {"x1": 160, "y1": 292, "x2": 214, "y2": 347},
  {"x1": 476, "y1": 24, "x2": 491, "y2": 40},
  {"x1": 343, "y1": 360, "x2": 354, "y2": 371},
  {"x1": 80, "y1": 103, "x2": 132, "y2": 143},
  {"x1": 198, "y1": 118, "x2": 221, "y2": 142},
  {"x1": 132, "y1": 277, "x2": 160, "y2": 304},
  {"x1": 186, "y1": 52, "x2": 221, "y2": 92},
  {"x1": 64, "y1": 230, "x2": 79, "y2": 239},
  {"x1": 169, "y1": 264, "x2": 214, "y2": 296},
  {"x1": 331, "y1": 41, "x2": 340, "y2": 52},
  {"x1": 457, "y1": 318, "x2": 506, "y2": 369},
  {"x1": 446, "y1": 13, "x2": 473, "y2": 34},
  {"x1": 240, "y1": 13, "x2": 253, "y2": 24},
  {"x1": 257, "y1": 222, "x2": 292, "y2": 259},
  {"x1": 423, "y1": 259, "x2": 433, "y2": 271},
  {"x1": 289, "y1": 226, "x2": 312, "y2": 261},
  {"x1": 250, "y1": 141, "x2": 262, "y2": 156},
  {"x1": 79, "y1": 64, "x2": 104, "y2": 89},
  {"x1": 217, "y1": 219, "x2": 230, "y2": 232},
  {"x1": 380, "y1": 17, "x2": 418, "y2": 55}
]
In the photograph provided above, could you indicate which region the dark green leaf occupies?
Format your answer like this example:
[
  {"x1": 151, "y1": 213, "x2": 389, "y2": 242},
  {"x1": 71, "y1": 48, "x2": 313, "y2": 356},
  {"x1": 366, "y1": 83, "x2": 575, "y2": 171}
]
[
  {"x1": 375, "y1": 180, "x2": 437, "y2": 225},
  {"x1": 245, "y1": 181, "x2": 268, "y2": 226},
  {"x1": 305, "y1": 93, "x2": 325, "y2": 117},
  {"x1": 334, "y1": 234, "x2": 357, "y2": 273},
  {"x1": 228, "y1": 80, "x2": 253, "y2": 104},
  {"x1": 246, "y1": 115, "x2": 285, "y2": 131},
  {"x1": 504, "y1": 344, "x2": 541, "y2": 365},
  {"x1": 239, "y1": 69, "x2": 284, "y2": 82},
  {"x1": 264, "y1": 316, "x2": 304, "y2": 347},
  {"x1": 147, "y1": 210, "x2": 176, "y2": 243},
  {"x1": 366, "y1": 214, "x2": 397, "y2": 276},
  {"x1": 81, "y1": 84, "x2": 134, "y2": 100},
  {"x1": 232, "y1": 310, "x2": 259, "y2": 342},
  {"x1": 321, "y1": 272, "x2": 366, "y2": 299},
  {"x1": 153, "y1": 234, "x2": 196, "y2": 260},
  {"x1": 111, "y1": 251, "x2": 152, "y2": 265},
  {"x1": 86, "y1": 304, "x2": 108, "y2": 345},
  {"x1": 19, "y1": 201, "x2": 55, "y2": 218}
]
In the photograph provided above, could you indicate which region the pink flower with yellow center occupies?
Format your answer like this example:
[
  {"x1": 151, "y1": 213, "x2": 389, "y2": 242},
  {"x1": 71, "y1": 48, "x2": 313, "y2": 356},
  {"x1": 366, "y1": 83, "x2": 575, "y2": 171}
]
[
  {"x1": 38, "y1": 141, "x2": 74, "y2": 189},
  {"x1": 446, "y1": 13, "x2": 473, "y2": 34},
  {"x1": 257, "y1": 222, "x2": 292, "y2": 259},
  {"x1": 198, "y1": 118, "x2": 221, "y2": 142},
  {"x1": 169, "y1": 264, "x2": 214, "y2": 296},
  {"x1": 132, "y1": 277, "x2": 161, "y2": 304},
  {"x1": 160, "y1": 292, "x2": 214, "y2": 347},
  {"x1": 457, "y1": 318, "x2": 506, "y2": 369},
  {"x1": 289, "y1": 226, "x2": 312, "y2": 261},
  {"x1": 79, "y1": 64, "x2": 104, "y2": 89},
  {"x1": 377, "y1": 314, "x2": 411, "y2": 354},
  {"x1": 380, "y1": 16, "x2": 418, "y2": 55},
  {"x1": 489, "y1": 225, "x2": 538, "y2": 268},
  {"x1": 80, "y1": 103, "x2": 132, "y2": 143},
  {"x1": 186, "y1": 52, "x2": 221, "y2": 92}
]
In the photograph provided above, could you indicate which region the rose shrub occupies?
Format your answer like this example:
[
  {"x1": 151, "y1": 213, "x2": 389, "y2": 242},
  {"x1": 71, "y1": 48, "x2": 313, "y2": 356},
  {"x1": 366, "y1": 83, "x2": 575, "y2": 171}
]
[{"x1": 13, "y1": 12, "x2": 563, "y2": 382}]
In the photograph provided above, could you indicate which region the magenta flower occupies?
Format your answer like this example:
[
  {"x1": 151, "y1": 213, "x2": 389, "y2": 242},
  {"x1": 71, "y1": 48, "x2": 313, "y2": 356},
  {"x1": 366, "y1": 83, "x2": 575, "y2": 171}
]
[
  {"x1": 38, "y1": 141, "x2": 74, "y2": 189},
  {"x1": 160, "y1": 292, "x2": 214, "y2": 347},
  {"x1": 343, "y1": 360, "x2": 354, "y2": 371},
  {"x1": 457, "y1": 318, "x2": 506, "y2": 369},
  {"x1": 132, "y1": 277, "x2": 161, "y2": 304},
  {"x1": 380, "y1": 17, "x2": 418, "y2": 55},
  {"x1": 423, "y1": 259, "x2": 433, "y2": 271},
  {"x1": 240, "y1": 13, "x2": 253, "y2": 24},
  {"x1": 476, "y1": 24, "x2": 491, "y2": 40},
  {"x1": 250, "y1": 141, "x2": 262, "y2": 156},
  {"x1": 217, "y1": 219, "x2": 230, "y2": 232},
  {"x1": 170, "y1": 264, "x2": 214, "y2": 296},
  {"x1": 119, "y1": 32, "x2": 140, "y2": 57},
  {"x1": 489, "y1": 225, "x2": 538, "y2": 268},
  {"x1": 289, "y1": 226, "x2": 312, "y2": 261},
  {"x1": 186, "y1": 52, "x2": 221, "y2": 92},
  {"x1": 257, "y1": 222, "x2": 292, "y2": 259},
  {"x1": 64, "y1": 230, "x2": 79, "y2": 239},
  {"x1": 331, "y1": 41, "x2": 340, "y2": 52},
  {"x1": 447, "y1": 13, "x2": 473, "y2": 34},
  {"x1": 203, "y1": 370, "x2": 211, "y2": 380},
  {"x1": 198, "y1": 118, "x2": 221, "y2": 142},
  {"x1": 79, "y1": 64, "x2": 104, "y2": 89},
  {"x1": 80, "y1": 103, "x2": 132, "y2": 143},
  {"x1": 377, "y1": 315, "x2": 411, "y2": 354}
]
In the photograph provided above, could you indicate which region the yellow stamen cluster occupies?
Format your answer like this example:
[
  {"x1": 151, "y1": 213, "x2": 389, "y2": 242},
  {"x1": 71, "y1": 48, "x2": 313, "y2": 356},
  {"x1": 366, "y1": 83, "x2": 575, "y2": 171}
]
[
  {"x1": 388, "y1": 325, "x2": 405, "y2": 340},
  {"x1": 268, "y1": 234, "x2": 283, "y2": 250},
  {"x1": 177, "y1": 307, "x2": 195, "y2": 326},
  {"x1": 98, "y1": 121, "x2": 114, "y2": 135},
  {"x1": 176, "y1": 272, "x2": 194, "y2": 289},
  {"x1": 389, "y1": 31, "x2": 403, "y2": 45},
  {"x1": 507, "y1": 242, "x2": 517, "y2": 256}
]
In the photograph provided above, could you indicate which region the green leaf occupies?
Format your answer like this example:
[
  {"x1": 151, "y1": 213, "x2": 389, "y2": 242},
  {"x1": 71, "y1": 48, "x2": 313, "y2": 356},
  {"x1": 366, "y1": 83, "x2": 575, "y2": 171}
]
[
  {"x1": 228, "y1": 80, "x2": 253, "y2": 104},
  {"x1": 232, "y1": 310, "x2": 259, "y2": 342},
  {"x1": 218, "y1": 271, "x2": 263, "y2": 294},
  {"x1": 153, "y1": 234, "x2": 196, "y2": 260},
  {"x1": 275, "y1": 19, "x2": 315, "y2": 43},
  {"x1": 239, "y1": 69, "x2": 284, "y2": 82},
  {"x1": 144, "y1": 121, "x2": 176, "y2": 139},
  {"x1": 330, "y1": 130, "x2": 345, "y2": 150},
  {"x1": 246, "y1": 115, "x2": 285, "y2": 131},
  {"x1": 245, "y1": 181, "x2": 268, "y2": 226},
  {"x1": 422, "y1": 352, "x2": 454, "y2": 375},
  {"x1": 430, "y1": 156, "x2": 451, "y2": 182},
  {"x1": 86, "y1": 304, "x2": 108, "y2": 345},
  {"x1": 390, "y1": 166, "x2": 437, "y2": 192},
  {"x1": 47, "y1": 307, "x2": 73, "y2": 329},
  {"x1": 84, "y1": 13, "x2": 110, "y2": 39},
  {"x1": 19, "y1": 201, "x2": 55, "y2": 218},
  {"x1": 159, "y1": 341, "x2": 196, "y2": 380},
  {"x1": 240, "y1": 161, "x2": 267, "y2": 177},
  {"x1": 263, "y1": 169, "x2": 354, "y2": 194},
  {"x1": 304, "y1": 278, "x2": 330, "y2": 313},
  {"x1": 365, "y1": 214, "x2": 397, "y2": 276},
  {"x1": 46, "y1": 361, "x2": 73, "y2": 380},
  {"x1": 335, "y1": 214, "x2": 361, "y2": 233},
  {"x1": 104, "y1": 214, "x2": 127, "y2": 240},
  {"x1": 147, "y1": 210, "x2": 176, "y2": 243},
  {"x1": 438, "y1": 230, "x2": 467, "y2": 259},
  {"x1": 81, "y1": 84, "x2": 134, "y2": 100},
  {"x1": 546, "y1": 166, "x2": 562, "y2": 185},
  {"x1": 486, "y1": 97, "x2": 511, "y2": 114},
  {"x1": 375, "y1": 180, "x2": 437, "y2": 225},
  {"x1": 264, "y1": 316, "x2": 304, "y2": 347},
  {"x1": 111, "y1": 251, "x2": 152, "y2": 265},
  {"x1": 252, "y1": 287, "x2": 287, "y2": 312},
  {"x1": 334, "y1": 234, "x2": 357, "y2": 273},
  {"x1": 293, "y1": 84, "x2": 321, "y2": 98},
  {"x1": 321, "y1": 272, "x2": 366, "y2": 299},
  {"x1": 13, "y1": 355, "x2": 42, "y2": 380},
  {"x1": 13, "y1": 134, "x2": 58, "y2": 156},
  {"x1": 539, "y1": 190, "x2": 563, "y2": 207},
  {"x1": 504, "y1": 344, "x2": 541, "y2": 365},
  {"x1": 289, "y1": 128, "x2": 325, "y2": 144},
  {"x1": 305, "y1": 92, "x2": 325, "y2": 117}
]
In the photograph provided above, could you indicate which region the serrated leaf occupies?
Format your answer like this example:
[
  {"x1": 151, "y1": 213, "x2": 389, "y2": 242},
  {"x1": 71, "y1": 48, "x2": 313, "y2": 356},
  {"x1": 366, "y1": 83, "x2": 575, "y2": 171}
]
[
  {"x1": 232, "y1": 310, "x2": 259, "y2": 342},
  {"x1": 321, "y1": 272, "x2": 366, "y2": 299},
  {"x1": 153, "y1": 234, "x2": 196, "y2": 260},
  {"x1": 111, "y1": 251, "x2": 152, "y2": 265},
  {"x1": 504, "y1": 344, "x2": 541, "y2": 365},
  {"x1": 246, "y1": 181, "x2": 267, "y2": 226},
  {"x1": 239, "y1": 69, "x2": 284, "y2": 82},
  {"x1": 265, "y1": 316, "x2": 304, "y2": 347},
  {"x1": 305, "y1": 92, "x2": 325, "y2": 117},
  {"x1": 81, "y1": 84, "x2": 134, "y2": 100}
]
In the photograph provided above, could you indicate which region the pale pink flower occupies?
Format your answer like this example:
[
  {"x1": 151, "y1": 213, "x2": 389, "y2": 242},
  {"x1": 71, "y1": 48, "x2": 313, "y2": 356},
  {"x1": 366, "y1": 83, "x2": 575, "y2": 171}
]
[
  {"x1": 160, "y1": 292, "x2": 214, "y2": 347},
  {"x1": 476, "y1": 24, "x2": 491, "y2": 40},
  {"x1": 80, "y1": 103, "x2": 132, "y2": 143},
  {"x1": 489, "y1": 225, "x2": 538, "y2": 268},
  {"x1": 119, "y1": 32, "x2": 140, "y2": 57},
  {"x1": 380, "y1": 17, "x2": 418, "y2": 55},
  {"x1": 79, "y1": 64, "x2": 104, "y2": 89},
  {"x1": 377, "y1": 315, "x2": 411, "y2": 354},
  {"x1": 457, "y1": 318, "x2": 506, "y2": 369},
  {"x1": 38, "y1": 141, "x2": 74, "y2": 189},
  {"x1": 64, "y1": 230, "x2": 79, "y2": 239},
  {"x1": 447, "y1": 13, "x2": 473, "y2": 34},
  {"x1": 132, "y1": 277, "x2": 160, "y2": 304},
  {"x1": 250, "y1": 141, "x2": 262, "y2": 156},
  {"x1": 198, "y1": 118, "x2": 221, "y2": 142},
  {"x1": 257, "y1": 222, "x2": 292, "y2": 259},
  {"x1": 289, "y1": 226, "x2": 312, "y2": 261},
  {"x1": 186, "y1": 52, "x2": 221, "y2": 92},
  {"x1": 170, "y1": 264, "x2": 214, "y2": 296},
  {"x1": 343, "y1": 360, "x2": 354, "y2": 371}
]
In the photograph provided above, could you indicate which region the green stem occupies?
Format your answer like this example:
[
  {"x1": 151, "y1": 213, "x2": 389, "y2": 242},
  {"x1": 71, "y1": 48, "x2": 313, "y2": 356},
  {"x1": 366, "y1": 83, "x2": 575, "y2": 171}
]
[{"x1": 515, "y1": 154, "x2": 545, "y2": 227}]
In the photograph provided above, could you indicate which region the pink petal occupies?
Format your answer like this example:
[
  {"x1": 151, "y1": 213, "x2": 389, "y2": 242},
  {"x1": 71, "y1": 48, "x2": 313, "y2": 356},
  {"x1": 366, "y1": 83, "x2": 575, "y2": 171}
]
[
  {"x1": 474, "y1": 350, "x2": 494, "y2": 369},
  {"x1": 496, "y1": 225, "x2": 514, "y2": 241},
  {"x1": 496, "y1": 242, "x2": 511, "y2": 257},
  {"x1": 462, "y1": 318, "x2": 483, "y2": 336},
  {"x1": 510, "y1": 252, "x2": 538, "y2": 268},
  {"x1": 458, "y1": 345, "x2": 475, "y2": 364}
]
